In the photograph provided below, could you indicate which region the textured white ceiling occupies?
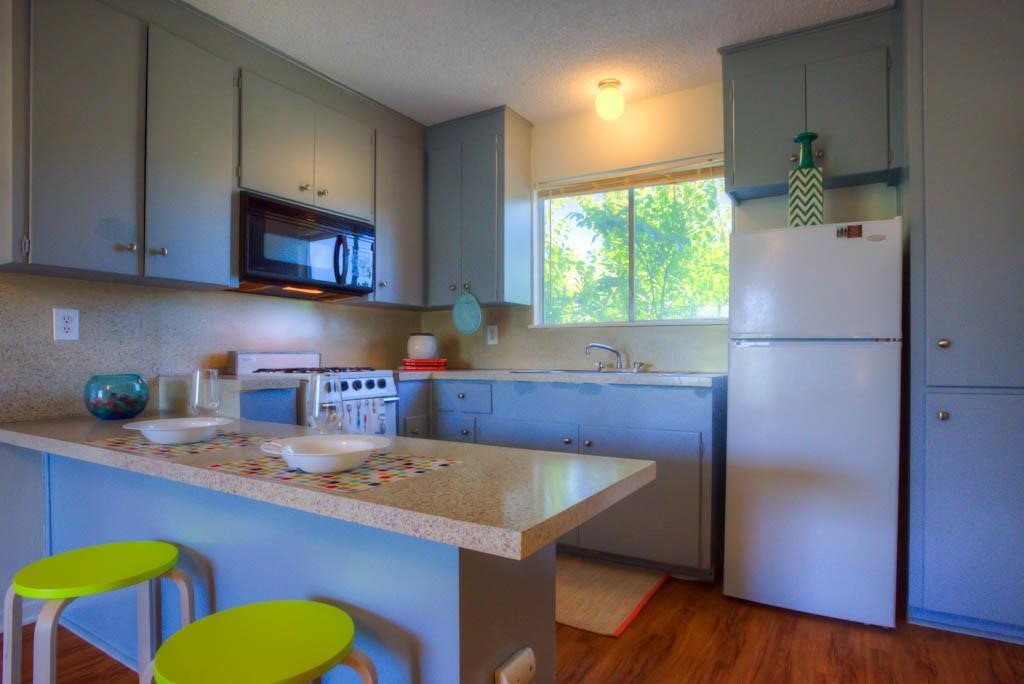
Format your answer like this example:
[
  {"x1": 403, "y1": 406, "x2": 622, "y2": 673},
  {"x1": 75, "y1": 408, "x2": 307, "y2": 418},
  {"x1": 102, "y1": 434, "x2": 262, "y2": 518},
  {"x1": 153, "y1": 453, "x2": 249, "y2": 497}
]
[{"x1": 183, "y1": 0, "x2": 893, "y2": 125}]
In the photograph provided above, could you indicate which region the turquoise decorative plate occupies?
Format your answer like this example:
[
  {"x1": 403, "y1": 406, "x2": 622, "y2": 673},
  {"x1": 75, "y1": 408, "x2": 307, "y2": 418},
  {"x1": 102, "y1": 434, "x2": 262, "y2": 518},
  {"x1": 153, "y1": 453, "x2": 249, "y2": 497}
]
[{"x1": 452, "y1": 292, "x2": 483, "y2": 334}]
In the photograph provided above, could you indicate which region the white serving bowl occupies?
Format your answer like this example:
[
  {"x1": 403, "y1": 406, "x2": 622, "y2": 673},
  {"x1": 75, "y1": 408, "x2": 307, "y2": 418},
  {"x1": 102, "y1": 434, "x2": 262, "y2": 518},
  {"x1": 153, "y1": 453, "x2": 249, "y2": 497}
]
[
  {"x1": 260, "y1": 435, "x2": 392, "y2": 474},
  {"x1": 123, "y1": 417, "x2": 235, "y2": 445}
]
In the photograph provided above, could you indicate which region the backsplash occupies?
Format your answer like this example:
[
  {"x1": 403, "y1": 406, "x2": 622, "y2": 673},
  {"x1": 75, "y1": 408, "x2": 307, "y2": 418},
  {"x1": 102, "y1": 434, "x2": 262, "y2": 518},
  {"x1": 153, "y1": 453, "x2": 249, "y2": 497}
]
[
  {"x1": 420, "y1": 306, "x2": 728, "y2": 372},
  {"x1": 0, "y1": 273, "x2": 420, "y2": 422}
]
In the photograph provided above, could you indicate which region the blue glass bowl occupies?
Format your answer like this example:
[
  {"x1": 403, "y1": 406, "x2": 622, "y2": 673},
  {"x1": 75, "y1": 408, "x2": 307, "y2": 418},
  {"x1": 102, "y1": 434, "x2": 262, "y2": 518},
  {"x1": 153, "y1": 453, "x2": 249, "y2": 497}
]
[{"x1": 84, "y1": 374, "x2": 149, "y2": 420}]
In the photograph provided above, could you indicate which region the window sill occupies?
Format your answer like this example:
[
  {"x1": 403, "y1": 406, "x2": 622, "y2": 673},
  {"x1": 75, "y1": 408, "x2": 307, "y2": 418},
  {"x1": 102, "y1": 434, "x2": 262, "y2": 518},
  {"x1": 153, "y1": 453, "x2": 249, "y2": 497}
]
[{"x1": 529, "y1": 318, "x2": 728, "y2": 330}]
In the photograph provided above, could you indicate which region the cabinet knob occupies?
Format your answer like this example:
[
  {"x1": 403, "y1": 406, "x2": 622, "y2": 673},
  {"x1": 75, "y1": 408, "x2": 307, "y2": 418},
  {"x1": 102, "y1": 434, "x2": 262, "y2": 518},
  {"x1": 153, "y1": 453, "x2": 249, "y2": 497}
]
[
  {"x1": 460, "y1": 428, "x2": 470, "y2": 436},
  {"x1": 937, "y1": 410, "x2": 950, "y2": 421},
  {"x1": 448, "y1": 283, "x2": 457, "y2": 292},
  {"x1": 937, "y1": 338, "x2": 951, "y2": 349},
  {"x1": 119, "y1": 242, "x2": 138, "y2": 253},
  {"x1": 153, "y1": 247, "x2": 169, "y2": 256},
  {"x1": 816, "y1": 149, "x2": 825, "y2": 159},
  {"x1": 317, "y1": 188, "x2": 329, "y2": 197},
  {"x1": 562, "y1": 437, "x2": 573, "y2": 445},
  {"x1": 789, "y1": 154, "x2": 798, "y2": 163},
  {"x1": 583, "y1": 439, "x2": 593, "y2": 447},
  {"x1": 463, "y1": 283, "x2": 471, "y2": 290},
  {"x1": 299, "y1": 183, "x2": 311, "y2": 192},
  {"x1": 378, "y1": 280, "x2": 389, "y2": 288},
  {"x1": 410, "y1": 429, "x2": 420, "y2": 435},
  {"x1": 457, "y1": 392, "x2": 466, "y2": 399}
]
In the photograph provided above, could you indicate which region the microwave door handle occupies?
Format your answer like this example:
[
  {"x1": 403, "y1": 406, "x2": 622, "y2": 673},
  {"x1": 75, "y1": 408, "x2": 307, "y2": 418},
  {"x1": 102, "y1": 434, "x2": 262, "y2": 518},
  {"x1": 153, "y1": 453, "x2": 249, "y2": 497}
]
[{"x1": 334, "y1": 235, "x2": 348, "y2": 285}]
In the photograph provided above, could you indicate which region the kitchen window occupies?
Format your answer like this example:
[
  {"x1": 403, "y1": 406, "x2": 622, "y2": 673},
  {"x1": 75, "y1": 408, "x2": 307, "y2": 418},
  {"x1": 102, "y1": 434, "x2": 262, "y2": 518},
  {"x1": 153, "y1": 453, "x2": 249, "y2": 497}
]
[{"x1": 537, "y1": 166, "x2": 731, "y2": 326}]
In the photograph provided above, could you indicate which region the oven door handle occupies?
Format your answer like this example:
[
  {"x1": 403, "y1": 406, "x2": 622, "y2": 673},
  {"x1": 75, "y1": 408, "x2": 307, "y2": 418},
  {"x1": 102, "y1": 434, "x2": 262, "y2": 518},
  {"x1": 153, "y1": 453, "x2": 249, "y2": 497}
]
[{"x1": 380, "y1": 397, "x2": 399, "y2": 404}]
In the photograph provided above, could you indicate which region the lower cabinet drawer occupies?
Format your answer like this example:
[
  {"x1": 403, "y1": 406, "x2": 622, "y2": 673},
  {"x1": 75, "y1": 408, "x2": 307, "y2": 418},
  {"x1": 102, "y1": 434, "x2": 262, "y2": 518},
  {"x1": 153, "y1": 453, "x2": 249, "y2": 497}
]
[
  {"x1": 475, "y1": 417, "x2": 579, "y2": 453},
  {"x1": 435, "y1": 413, "x2": 476, "y2": 442},
  {"x1": 435, "y1": 382, "x2": 492, "y2": 414},
  {"x1": 402, "y1": 415, "x2": 429, "y2": 438}
]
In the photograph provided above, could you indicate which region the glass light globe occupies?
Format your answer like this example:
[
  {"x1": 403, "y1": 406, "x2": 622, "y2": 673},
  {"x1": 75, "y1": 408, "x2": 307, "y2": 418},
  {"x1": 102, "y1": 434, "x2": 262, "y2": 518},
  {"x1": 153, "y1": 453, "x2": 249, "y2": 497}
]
[{"x1": 595, "y1": 79, "x2": 624, "y2": 121}]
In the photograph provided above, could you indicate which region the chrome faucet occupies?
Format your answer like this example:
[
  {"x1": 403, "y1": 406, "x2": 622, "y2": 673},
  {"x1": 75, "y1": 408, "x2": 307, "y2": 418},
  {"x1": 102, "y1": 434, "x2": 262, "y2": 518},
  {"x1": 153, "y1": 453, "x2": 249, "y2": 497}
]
[{"x1": 585, "y1": 342, "x2": 623, "y2": 369}]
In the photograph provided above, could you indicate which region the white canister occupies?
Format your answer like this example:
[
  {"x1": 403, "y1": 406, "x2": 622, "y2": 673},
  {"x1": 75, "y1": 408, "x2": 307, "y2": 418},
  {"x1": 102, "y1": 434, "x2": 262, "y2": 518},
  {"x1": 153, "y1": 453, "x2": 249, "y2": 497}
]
[{"x1": 407, "y1": 333, "x2": 439, "y2": 360}]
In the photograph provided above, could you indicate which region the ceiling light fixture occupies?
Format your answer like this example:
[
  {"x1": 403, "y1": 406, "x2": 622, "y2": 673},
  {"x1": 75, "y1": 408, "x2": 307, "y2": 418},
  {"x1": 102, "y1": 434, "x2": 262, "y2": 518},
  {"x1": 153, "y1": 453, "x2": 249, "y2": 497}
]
[{"x1": 595, "y1": 78, "x2": 624, "y2": 121}]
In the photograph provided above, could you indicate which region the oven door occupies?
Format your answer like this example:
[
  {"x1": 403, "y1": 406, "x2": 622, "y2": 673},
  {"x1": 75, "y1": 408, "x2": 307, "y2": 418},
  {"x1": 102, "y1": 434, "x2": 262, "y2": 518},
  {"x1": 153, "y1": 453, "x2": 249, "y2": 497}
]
[{"x1": 241, "y1": 192, "x2": 374, "y2": 293}]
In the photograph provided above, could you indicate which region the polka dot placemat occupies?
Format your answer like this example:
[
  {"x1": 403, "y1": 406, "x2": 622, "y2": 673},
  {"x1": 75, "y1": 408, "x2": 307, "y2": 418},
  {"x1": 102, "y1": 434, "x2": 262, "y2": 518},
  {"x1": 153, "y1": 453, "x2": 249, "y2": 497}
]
[{"x1": 87, "y1": 431, "x2": 274, "y2": 458}]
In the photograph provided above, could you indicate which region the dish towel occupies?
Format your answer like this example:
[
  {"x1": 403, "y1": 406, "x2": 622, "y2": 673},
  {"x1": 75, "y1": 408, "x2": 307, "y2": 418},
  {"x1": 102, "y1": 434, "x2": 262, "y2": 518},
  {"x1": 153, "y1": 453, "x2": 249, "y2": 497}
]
[{"x1": 342, "y1": 399, "x2": 388, "y2": 435}]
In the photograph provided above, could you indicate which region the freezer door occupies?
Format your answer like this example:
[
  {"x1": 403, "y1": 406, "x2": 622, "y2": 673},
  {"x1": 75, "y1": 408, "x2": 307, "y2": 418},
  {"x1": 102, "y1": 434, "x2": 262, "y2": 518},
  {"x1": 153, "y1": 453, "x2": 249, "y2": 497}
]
[
  {"x1": 723, "y1": 340, "x2": 900, "y2": 626},
  {"x1": 730, "y1": 218, "x2": 902, "y2": 339}
]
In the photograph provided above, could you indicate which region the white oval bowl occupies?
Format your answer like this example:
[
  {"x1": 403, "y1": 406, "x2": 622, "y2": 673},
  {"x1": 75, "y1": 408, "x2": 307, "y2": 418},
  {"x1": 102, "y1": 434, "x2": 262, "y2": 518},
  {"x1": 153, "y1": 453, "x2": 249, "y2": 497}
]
[
  {"x1": 123, "y1": 417, "x2": 235, "y2": 445},
  {"x1": 260, "y1": 435, "x2": 392, "y2": 474}
]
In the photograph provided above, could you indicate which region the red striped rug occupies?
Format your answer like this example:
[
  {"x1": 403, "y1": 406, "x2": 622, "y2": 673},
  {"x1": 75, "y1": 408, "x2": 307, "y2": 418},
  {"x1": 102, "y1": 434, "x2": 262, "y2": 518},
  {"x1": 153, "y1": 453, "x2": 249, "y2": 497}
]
[{"x1": 555, "y1": 554, "x2": 669, "y2": 637}]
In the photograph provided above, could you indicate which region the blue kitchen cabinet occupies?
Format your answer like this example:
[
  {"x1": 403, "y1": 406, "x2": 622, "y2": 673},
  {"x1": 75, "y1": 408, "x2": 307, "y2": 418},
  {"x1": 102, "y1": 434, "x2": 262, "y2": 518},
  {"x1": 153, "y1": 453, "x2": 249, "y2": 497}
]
[
  {"x1": 435, "y1": 414, "x2": 476, "y2": 443},
  {"x1": 398, "y1": 380, "x2": 431, "y2": 438},
  {"x1": 475, "y1": 417, "x2": 578, "y2": 454}
]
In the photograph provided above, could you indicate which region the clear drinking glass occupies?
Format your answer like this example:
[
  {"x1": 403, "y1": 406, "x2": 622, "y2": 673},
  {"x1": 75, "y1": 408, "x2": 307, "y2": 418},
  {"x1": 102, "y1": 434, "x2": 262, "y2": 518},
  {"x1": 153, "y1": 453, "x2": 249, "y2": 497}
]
[
  {"x1": 308, "y1": 403, "x2": 342, "y2": 434},
  {"x1": 189, "y1": 369, "x2": 222, "y2": 416}
]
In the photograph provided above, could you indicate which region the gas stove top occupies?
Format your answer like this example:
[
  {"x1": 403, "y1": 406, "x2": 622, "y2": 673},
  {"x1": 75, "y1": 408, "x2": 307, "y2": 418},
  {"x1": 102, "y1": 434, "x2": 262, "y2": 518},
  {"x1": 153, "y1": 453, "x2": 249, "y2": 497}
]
[{"x1": 252, "y1": 366, "x2": 375, "y2": 374}]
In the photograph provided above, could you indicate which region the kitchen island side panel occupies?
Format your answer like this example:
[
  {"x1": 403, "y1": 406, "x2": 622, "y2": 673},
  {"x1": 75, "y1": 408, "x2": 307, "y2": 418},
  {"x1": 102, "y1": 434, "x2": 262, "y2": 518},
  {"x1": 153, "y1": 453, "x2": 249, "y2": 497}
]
[{"x1": 45, "y1": 455, "x2": 461, "y2": 683}]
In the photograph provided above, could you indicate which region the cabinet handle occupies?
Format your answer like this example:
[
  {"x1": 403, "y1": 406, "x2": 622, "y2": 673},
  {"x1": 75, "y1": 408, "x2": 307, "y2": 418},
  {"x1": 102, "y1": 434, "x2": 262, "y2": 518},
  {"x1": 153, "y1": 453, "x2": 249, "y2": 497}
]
[
  {"x1": 448, "y1": 283, "x2": 457, "y2": 292},
  {"x1": 299, "y1": 183, "x2": 311, "y2": 192},
  {"x1": 119, "y1": 242, "x2": 138, "y2": 253},
  {"x1": 463, "y1": 283, "x2": 471, "y2": 290},
  {"x1": 937, "y1": 338, "x2": 951, "y2": 349},
  {"x1": 460, "y1": 428, "x2": 470, "y2": 436},
  {"x1": 410, "y1": 429, "x2": 420, "y2": 435},
  {"x1": 816, "y1": 149, "x2": 825, "y2": 159},
  {"x1": 562, "y1": 437, "x2": 573, "y2": 445},
  {"x1": 457, "y1": 392, "x2": 466, "y2": 399},
  {"x1": 152, "y1": 247, "x2": 169, "y2": 256},
  {"x1": 937, "y1": 410, "x2": 950, "y2": 421},
  {"x1": 317, "y1": 188, "x2": 329, "y2": 197},
  {"x1": 583, "y1": 439, "x2": 593, "y2": 447},
  {"x1": 788, "y1": 154, "x2": 798, "y2": 163},
  {"x1": 378, "y1": 280, "x2": 389, "y2": 288}
]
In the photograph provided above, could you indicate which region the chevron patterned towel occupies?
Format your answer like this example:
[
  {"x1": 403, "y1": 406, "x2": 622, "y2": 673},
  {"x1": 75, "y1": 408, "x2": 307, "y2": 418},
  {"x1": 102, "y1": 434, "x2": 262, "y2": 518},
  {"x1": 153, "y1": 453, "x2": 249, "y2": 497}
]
[{"x1": 788, "y1": 166, "x2": 823, "y2": 226}]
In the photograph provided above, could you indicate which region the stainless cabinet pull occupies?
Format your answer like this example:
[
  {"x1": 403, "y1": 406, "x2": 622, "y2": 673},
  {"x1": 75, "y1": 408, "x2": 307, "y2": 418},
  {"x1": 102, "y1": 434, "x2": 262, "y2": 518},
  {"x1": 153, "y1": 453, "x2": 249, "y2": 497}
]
[
  {"x1": 457, "y1": 392, "x2": 466, "y2": 399},
  {"x1": 562, "y1": 437, "x2": 573, "y2": 445},
  {"x1": 460, "y1": 428, "x2": 470, "y2": 436},
  {"x1": 378, "y1": 280, "x2": 389, "y2": 288},
  {"x1": 583, "y1": 439, "x2": 593, "y2": 447},
  {"x1": 410, "y1": 429, "x2": 420, "y2": 435},
  {"x1": 788, "y1": 154, "x2": 798, "y2": 163},
  {"x1": 937, "y1": 410, "x2": 950, "y2": 421},
  {"x1": 463, "y1": 283, "x2": 471, "y2": 290},
  {"x1": 448, "y1": 283, "x2": 457, "y2": 291},
  {"x1": 299, "y1": 183, "x2": 311, "y2": 192},
  {"x1": 317, "y1": 188, "x2": 329, "y2": 197},
  {"x1": 153, "y1": 247, "x2": 169, "y2": 256},
  {"x1": 119, "y1": 242, "x2": 138, "y2": 253},
  {"x1": 937, "y1": 338, "x2": 951, "y2": 348},
  {"x1": 816, "y1": 149, "x2": 825, "y2": 159}
]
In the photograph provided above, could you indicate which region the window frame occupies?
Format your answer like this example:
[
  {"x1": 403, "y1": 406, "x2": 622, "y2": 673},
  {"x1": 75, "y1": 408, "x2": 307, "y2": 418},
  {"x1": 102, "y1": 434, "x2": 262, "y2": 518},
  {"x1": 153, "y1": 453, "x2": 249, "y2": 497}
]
[{"x1": 532, "y1": 168, "x2": 732, "y2": 329}]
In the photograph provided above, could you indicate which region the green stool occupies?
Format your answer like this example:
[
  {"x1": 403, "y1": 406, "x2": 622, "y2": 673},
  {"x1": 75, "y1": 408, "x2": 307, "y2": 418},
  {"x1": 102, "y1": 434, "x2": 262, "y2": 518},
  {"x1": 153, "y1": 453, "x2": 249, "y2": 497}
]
[
  {"x1": 142, "y1": 600, "x2": 376, "y2": 684},
  {"x1": 2, "y1": 541, "x2": 194, "y2": 684}
]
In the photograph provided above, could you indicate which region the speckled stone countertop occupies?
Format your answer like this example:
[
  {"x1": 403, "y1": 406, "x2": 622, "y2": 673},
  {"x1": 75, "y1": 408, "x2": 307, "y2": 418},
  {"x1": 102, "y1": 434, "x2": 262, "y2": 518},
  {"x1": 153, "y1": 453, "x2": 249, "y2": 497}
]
[
  {"x1": 396, "y1": 369, "x2": 726, "y2": 388},
  {"x1": 0, "y1": 416, "x2": 654, "y2": 560}
]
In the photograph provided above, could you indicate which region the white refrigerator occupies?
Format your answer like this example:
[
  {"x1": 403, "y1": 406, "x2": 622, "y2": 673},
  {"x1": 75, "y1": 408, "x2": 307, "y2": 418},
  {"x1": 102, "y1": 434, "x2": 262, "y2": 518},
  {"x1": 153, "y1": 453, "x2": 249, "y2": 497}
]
[{"x1": 723, "y1": 218, "x2": 902, "y2": 627}]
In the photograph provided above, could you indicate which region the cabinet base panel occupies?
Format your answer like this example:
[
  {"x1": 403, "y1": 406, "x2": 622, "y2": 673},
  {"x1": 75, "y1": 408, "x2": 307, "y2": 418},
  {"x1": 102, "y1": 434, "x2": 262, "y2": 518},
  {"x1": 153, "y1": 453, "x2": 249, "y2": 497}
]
[
  {"x1": 908, "y1": 607, "x2": 1024, "y2": 645},
  {"x1": 556, "y1": 545, "x2": 715, "y2": 583}
]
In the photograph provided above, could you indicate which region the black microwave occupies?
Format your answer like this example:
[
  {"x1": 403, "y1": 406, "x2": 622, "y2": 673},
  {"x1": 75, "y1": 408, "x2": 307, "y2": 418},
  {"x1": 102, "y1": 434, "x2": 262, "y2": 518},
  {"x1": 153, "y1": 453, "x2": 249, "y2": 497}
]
[{"x1": 239, "y1": 192, "x2": 375, "y2": 300}]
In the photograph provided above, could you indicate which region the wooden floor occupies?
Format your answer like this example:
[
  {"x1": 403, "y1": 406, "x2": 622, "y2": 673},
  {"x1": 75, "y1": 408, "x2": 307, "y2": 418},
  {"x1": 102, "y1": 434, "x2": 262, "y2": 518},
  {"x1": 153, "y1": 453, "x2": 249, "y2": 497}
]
[{"x1": 2, "y1": 580, "x2": 1022, "y2": 683}]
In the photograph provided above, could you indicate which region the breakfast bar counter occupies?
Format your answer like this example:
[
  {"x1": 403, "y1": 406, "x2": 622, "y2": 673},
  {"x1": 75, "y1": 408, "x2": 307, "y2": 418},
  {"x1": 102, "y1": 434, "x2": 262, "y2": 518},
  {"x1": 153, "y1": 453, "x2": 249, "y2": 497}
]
[{"x1": 0, "y1": 416, "x2": 655, "y2": 683}]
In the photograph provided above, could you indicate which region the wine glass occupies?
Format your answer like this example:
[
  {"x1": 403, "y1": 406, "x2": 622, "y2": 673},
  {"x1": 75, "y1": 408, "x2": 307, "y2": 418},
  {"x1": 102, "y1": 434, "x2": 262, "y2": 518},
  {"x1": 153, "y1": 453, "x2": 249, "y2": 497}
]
[{"x1": 189, "y1": 369, "x2": 222, "y2": 416}]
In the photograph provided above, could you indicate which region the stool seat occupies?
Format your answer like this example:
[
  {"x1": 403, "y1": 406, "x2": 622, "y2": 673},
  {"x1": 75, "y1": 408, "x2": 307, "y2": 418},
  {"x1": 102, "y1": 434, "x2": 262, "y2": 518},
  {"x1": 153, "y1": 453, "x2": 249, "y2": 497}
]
[
  {"x1": 153, "y1": 600, "x2": 356, "y2": 684},
  {"x1": 13, "y1": 541, "x2": 179, "y2": 600}
]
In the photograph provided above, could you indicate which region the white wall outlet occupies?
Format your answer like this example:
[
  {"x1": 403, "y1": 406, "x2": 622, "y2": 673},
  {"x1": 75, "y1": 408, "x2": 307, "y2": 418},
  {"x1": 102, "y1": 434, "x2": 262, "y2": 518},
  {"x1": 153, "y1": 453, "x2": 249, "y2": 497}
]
[
  {"x1": 494, "y1": 647, "x2": 535, "y2": 684},
  {"x1": 53, "y1": 308, "x2": 79, "y2": 341},
  {"x1": 486, "y1": 324, "x2": 499, "y2": 346}
]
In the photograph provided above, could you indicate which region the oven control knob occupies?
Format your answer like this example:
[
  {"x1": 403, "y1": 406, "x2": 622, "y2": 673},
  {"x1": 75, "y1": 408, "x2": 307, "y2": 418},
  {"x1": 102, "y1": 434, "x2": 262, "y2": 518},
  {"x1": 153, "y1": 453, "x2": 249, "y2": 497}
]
[
  {"x1": 376, "y1": 379, "x2": 387, "y2": 389},
  {"x1": 323, "y1": 381, "x2": 333, "y2": 393},
  {"x1": 340, "y1": 381, "x2": 349, "y2": 392},
  {"x1": 353, "y1": 380, "x2": 363, "y2": 390}
]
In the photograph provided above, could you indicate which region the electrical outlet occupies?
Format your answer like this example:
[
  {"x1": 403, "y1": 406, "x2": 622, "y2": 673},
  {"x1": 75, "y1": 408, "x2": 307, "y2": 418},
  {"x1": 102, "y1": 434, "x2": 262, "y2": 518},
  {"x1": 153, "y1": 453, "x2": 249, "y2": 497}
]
[
  {"x1": 53, "y1": 308, "x2": 79, "y2": 341},
  {"x1": 486, "y1": 325, "x2": 499, "y2": 345}
]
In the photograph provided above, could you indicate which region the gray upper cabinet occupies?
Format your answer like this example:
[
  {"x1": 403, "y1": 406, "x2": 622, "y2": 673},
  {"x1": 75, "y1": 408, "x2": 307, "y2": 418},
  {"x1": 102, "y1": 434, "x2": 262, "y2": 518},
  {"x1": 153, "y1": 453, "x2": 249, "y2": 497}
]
[
  {"x1": 806, "y1": 48, "x2": 889, "y2": 178},
  {"x1": 29, "y1": 0, "x2": 145, "y2": 274},
  {"x1": 730, "y1": 66, "x2": 805, "y2": 190},
  {"x1": 425, "y1": 106, "x2": 532, "y2": 307},
  {"x1": 923, "y1": 0, "x2": 1024, "y2": 388},
  {"x1": 313, "y1": 104, "x2": 374, "y2": 222},
  {"x1": 373, "y1": 133, "x2": 424, "y2": 306},
  {"x1": 578, "y1": 426, "x2": 703, "y2": 568},
  {"x1": 721, "y1": 10, "x2": 899, "y2": 200},
  {"x1": 240, "y1": 71, "x2": 316, "y2": 205},
  {"x1": 145, "y1": 27, "x2": 236, "y2": 286},
  {"x1": 241, "y1": 71, "x2": 375, "y2": 221}
]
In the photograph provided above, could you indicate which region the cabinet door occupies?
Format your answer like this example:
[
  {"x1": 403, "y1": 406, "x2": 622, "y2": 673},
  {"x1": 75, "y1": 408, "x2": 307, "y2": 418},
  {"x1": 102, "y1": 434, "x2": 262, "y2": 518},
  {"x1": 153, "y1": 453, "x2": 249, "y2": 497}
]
[
  {"x1": 924, "y1": 0, "x2": 1024, "y2": 388},
  {"x1": 426, "y1": 141, "x2": 462, "y2": 306},
  {"x1": 460, "y1": 119, "x2": 500, "y2": 303},
  {"x1": 806, "y1": 48, "x2": 889, "y2": 177},
  {"x1": 923, "y1": 393, "x2": 1024, "y2": 626},
  {"x1": 475, "y1": 417, "x2": 578, "y2": 454},
  {"x1": 145, "y1": 27, "x2": 235, "y2": 286},
  {"x1": 578, "y1": 426, "x2": 702, "y2": 568},
  {"x1": 374, "y1": 134, "x2": 423, "y2": 305},
  {"x1": 29, "y1": 0, "x2": 145, "y2": 274},
  {"x1": 240, "y1": 71, "x2": 316, "y2": 204},
  {"x1": 729, "y1": 66, "x2": 805, "y2": 189},
  {"x1": 314, "y1": 105, "x2": 374, "y2": 221}
]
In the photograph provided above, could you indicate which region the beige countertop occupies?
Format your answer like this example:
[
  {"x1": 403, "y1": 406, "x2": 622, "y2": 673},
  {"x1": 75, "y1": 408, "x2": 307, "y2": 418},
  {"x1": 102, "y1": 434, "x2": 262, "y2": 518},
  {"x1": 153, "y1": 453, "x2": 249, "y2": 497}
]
[
  {"x1": 396, "y1": 369, "x2": 726, "y2": 388},
  {"x1": 0, "y1": 416, "x2": 654, "y2": 560}
]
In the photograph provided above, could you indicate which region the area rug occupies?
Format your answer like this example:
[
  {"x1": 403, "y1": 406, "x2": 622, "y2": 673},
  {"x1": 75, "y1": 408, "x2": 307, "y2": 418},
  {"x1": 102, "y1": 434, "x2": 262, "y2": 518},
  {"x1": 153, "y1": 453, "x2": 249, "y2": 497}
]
[{"x1": 555, "y1": 554, "x2": 669, "y2": 637}]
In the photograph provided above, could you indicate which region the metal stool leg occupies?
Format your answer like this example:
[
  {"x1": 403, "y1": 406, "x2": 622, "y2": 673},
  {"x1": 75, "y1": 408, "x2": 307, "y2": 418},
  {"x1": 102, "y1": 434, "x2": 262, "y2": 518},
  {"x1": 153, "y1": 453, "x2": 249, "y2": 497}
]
[
  {"x1": 140, "y1": 658, "x2": 156, "y2": 684},
  {"x1": 342, "y1": 647, "x2": 378, "y2": 684},
  {"x1": 164, "y1": 568, "x2": 195, "y2": 627},
  {"x1": 32, "y1": 597, "x2": 74, "y2": 684},
  {"x1": 3, "y1": 585, "x2": 22, "y2": 684},
  {"x1": 137, "y1": 579, "x2": 160, "y2": 684}
]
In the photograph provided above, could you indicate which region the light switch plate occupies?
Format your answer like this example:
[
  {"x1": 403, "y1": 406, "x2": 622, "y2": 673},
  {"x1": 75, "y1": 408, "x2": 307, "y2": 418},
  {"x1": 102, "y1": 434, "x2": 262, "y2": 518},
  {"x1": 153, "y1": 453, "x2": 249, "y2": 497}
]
[
  {"x1": 53, "y1": 308, "x2": 79, "y2": 341},
  {"x1": 486, "y1": 325, "x2": 498, "y2": 345}
]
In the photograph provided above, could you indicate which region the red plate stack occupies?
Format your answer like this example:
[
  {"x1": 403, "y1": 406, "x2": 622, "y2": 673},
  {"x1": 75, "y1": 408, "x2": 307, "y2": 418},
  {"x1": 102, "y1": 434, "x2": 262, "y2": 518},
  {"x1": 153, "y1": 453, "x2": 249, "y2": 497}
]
[{"x1": 400, "y1": 358, "x2": 448, "y2": 371}]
